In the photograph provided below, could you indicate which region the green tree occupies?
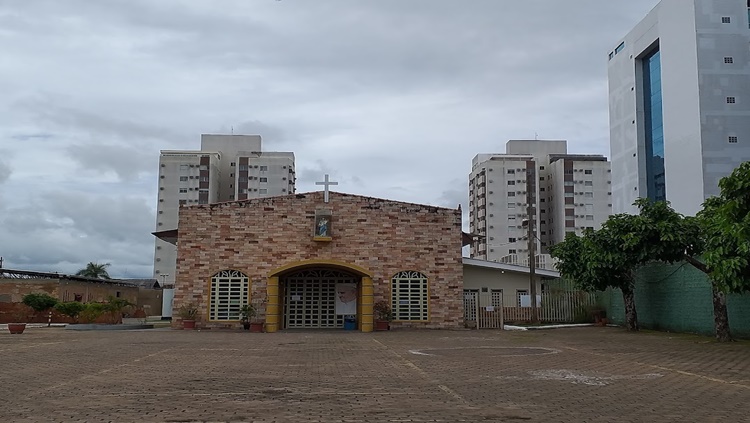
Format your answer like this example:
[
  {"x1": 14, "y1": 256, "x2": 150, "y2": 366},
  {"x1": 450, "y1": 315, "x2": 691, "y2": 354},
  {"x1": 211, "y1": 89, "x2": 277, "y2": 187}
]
[
  {"x1": 102, "y1": 296, "x2": 134, "y2": 324},
  {"x1": 551, "y1": 216, "x2": 641, "y2": 331},
  {"x1": 75, "y1": 262, "x2": 111, "y2": 279},
  {"x1": 694, "y1": 162, "x2": 750, "y2": 341},
  {"x1": 55, "y1": 302, "x2": 86, "y2": 323},
  {"x1": 22, "y1": 293, "x2": 59, "y2": 312}
]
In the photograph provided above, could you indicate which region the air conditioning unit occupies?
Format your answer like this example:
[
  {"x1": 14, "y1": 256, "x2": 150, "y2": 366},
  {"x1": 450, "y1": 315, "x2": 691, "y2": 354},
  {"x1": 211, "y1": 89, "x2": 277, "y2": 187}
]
[
  {"x1": 489, "y1": 191, "x2": 493, "y2": 194},
  {"x1": 489, "y1": 202, "x2": 494, "y2": 206},
  {"x1": 489, "y1": 225, "x2": 494, "y2": 229},
  {"x1": 488, "y1": 168, "x2": 493, "y2": 171},
  {"x1": 489, "y1": 180, "x2": 493, "y2": 183},
  {"x1": 489, "y1": 214, "x2": 494, "y2": 217},
  {"x1": 489, "y1": 237, "x2": 494, "y2": 240}
]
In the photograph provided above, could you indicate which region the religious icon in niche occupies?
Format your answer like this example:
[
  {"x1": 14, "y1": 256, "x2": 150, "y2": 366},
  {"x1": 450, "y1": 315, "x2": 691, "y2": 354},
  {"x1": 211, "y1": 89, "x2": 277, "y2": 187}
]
[{"x1": 314, "y1": 213, "x2": 332, "y2": 239}]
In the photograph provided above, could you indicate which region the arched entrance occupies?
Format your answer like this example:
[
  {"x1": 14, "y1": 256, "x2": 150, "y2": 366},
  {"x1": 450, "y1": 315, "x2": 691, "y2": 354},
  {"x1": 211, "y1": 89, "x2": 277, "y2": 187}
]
[{"x1": 265, "y1": 260, "x2": 374, "y2": 333}]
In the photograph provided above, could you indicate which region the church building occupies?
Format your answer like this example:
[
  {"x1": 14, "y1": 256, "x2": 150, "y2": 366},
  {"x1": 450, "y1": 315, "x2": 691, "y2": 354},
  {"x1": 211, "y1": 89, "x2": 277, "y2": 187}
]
[{"x1": 157, "y1": 185, "x2": 465, "y2": 332}]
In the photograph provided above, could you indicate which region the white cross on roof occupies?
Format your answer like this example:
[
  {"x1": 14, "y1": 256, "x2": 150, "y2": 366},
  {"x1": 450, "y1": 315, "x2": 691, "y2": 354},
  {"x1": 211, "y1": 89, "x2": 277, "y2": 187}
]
[{"x1": 315, "y1": 174, "x2": 338, "y2": 203}]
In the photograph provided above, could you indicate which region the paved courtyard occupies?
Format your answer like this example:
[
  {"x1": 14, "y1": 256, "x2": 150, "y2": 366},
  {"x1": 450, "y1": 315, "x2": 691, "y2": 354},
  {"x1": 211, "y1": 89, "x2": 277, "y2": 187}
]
[{"x1": 1, "y1": 326, "x2": 749, "y2": 422}]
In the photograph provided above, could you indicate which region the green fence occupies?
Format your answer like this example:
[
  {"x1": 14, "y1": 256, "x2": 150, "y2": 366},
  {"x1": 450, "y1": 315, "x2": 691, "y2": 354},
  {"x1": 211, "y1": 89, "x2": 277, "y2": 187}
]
[{"x1": 601, "y1": 262, "x2": 750, "y2": 338}]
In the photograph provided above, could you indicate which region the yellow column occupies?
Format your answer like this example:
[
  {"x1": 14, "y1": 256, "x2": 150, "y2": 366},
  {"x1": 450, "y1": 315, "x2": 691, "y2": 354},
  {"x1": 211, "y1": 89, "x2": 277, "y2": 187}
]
[
  {"x1": 266, "y1": 276, "x2": 280, "y2": 333},
  {"x1": 360, "y1": 276, "x2": 374, "y2": 332}
]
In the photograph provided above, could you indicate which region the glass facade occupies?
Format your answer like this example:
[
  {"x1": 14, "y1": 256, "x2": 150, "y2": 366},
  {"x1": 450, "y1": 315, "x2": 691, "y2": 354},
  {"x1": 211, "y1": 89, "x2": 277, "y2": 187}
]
[{"x1": 642, "y1": 49, "x2": 666, "y2": 202}]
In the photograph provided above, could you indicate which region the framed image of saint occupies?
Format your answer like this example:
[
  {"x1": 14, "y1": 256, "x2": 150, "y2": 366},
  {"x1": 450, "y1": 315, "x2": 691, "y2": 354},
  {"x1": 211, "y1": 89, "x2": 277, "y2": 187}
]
[{"x1": 313, "y1": 211, "x2": 332, "y2": 240}]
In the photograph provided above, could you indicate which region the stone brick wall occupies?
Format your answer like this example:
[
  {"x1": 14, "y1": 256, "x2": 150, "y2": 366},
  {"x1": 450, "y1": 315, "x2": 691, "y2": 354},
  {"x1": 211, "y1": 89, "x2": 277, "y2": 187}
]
[
  {"x1": 173, "y1": 192, "x2": 464, "y2": 329},
  {"x1": 603, "y1": 262, "x2": 750, "y2": 338}
]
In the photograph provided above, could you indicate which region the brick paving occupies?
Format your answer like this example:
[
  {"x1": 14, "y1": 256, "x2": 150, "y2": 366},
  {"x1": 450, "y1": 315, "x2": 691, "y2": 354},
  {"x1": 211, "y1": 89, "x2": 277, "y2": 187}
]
[{"x1": 1, "y1": 327, "x2": 749, "y2": 422}]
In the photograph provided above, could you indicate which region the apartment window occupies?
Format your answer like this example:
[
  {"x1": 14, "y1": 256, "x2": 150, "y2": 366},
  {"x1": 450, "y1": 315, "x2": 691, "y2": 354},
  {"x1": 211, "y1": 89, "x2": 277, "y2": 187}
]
[
  {"x1": 259, "y1": 189, "x2": 268, "y2": 194},
  {"x1": 585, "y1": 192, "x2": 594, "y2": 198},
  {"x1": 507, "y1": 169, "x2": 515, "y2": 174},
  {"x1": 209, "y1": 270, "x2": 249, "y2": 321},
  {"x1": 179, "y1": 165, "x2": 189, "y2": 171},
  {"x1": 540, "y1": 199, "x2": 545, "y2": 203},
  {"x1": 179, "y1": 176, "x2": 188, "y2": 182},
  {"x1": 729, "y1": 136, "x2": 738, "y2": 144},
  {"x1": 727, "y1": 97, "x2": 736, "y2": 104},
  {"x1": 508, "y1": 215, "x2": 516, "y2": 220},
  {"x1": 508, "y1": 237, "x2": 516, "y2": 243},
  {"x1": 178, "y1": 188, "x2": 188, "y2": 194},
  {"x1": 540, "y1": 220, "x2": 546, "y2": 224},
  {"x1": 722, "y1": 16, "x2": 731, "y2": 23},
  {"x1": 615, "y1": 42, "x2": 625, "y2": 55},
  {"x1": 260, "y1": 177, "x2": 268, "y2": 183},
  {"x1": 508, "y1": 249, "x2": 517, "y2": 254},
  {"x1": 584, "y1": 181, "x2": 593, "y2": 186},
  {"x1": 229, "y1": 195, "x2": 235, "y2": 200},
  {"x1": 239, "y1": 177, "x2": 247, "y2": 182},
  {"x1": 508, "y1": 226, "x2": 515, "y2": 232},
  {"x1": 539, "y1": 166, "x2": 545, "y2": 170},
  {"x1": 239, "y1": 165, "x2": 248, "y2": 171},
  {"x1": 178, "y1": 200, "x2": 186, "y2": 205},
  {"x1": 586, "y1": 215, "x2": 594, "y2": 221},
  {"x1": 260, "y1": 166, "x2": 268, "y2": 171},
  {"x1": 508, "y1": 192, "x2": 516, "y2": 197},
  {"x1": 584, "y1": 169, "x2": 592, "y2": 175},
  {"x1": 198, "y1": 199, "x2": 207, "y2": 204},
  {"x1": 391, "y1": 271, "x2": 428, "y2": 321},
  {"x1": 508, "y1": 181, "x2": 515, "y2": 186},
  {"x1": 230, "y1": 162, "x2": 236, "y2": 167},
  {"x1": 508, "y1": 203, "x2": 516, "y2": 208},
  {"x1": 199, "y1": 165, "x2": 208, "y2": 170},
  {"x1": 725, "y1": 57, "x2": 734, "y2": 64},
  {"x1": 200, "y1": 176, "x2": 209, "y2": 182}
]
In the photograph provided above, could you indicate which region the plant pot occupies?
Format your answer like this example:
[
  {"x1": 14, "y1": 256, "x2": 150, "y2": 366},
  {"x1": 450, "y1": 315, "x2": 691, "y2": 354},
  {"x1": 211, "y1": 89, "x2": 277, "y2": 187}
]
[
  {"x1": 374, "y1": 320, "x2": 390, "y2": 331},
  {"x1": 249, "y1": 322, "x2": 263, "y2": 333},
  {"x1": 242, "y1": 322, "x2": 251, "y2": 330},
  {"x1": 183, "y1": 319, "x2": 196, "y2": 330},
  {"x1": 8, "y1": 323, "x2": 27, "y2": 334}
]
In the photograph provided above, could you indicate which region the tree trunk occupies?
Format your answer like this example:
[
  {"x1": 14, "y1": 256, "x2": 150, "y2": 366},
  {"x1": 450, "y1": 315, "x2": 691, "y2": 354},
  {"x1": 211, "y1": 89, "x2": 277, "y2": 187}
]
[
  {"x1": 711, "y1": 286, "x2": 732, "y2": 342},
  {"x1": 621, "y1": 287, "x2": 638, "y2": 331}
]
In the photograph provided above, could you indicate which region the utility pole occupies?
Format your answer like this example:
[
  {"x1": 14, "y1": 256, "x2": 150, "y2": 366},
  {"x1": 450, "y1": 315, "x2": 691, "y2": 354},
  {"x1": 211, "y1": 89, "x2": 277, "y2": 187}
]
[{"x1": 525, "y1": 162, "x2": 539, "y2": 323}]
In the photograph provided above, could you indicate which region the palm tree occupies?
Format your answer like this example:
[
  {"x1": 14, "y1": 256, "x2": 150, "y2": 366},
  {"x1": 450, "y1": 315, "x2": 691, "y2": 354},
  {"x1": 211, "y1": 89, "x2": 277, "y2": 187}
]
[{"x1": 76, "y1": 262, "x2": 112, "y2": 279}]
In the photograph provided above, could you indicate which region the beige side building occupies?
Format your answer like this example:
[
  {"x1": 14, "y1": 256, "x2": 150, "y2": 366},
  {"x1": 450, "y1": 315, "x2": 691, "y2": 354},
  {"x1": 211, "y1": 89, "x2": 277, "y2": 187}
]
[{"x1": 153, "y1": 134, "x2": 295, "y2": 281}]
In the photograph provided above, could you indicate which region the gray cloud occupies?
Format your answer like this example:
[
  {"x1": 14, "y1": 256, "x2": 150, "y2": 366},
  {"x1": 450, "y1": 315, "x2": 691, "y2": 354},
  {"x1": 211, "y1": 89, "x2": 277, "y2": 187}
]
[
  {"x1": 0, "y1": 159, "x2": 10, "y2": 184},
  {"x1": 66, "y1": 143, "x2": 155, "y2": 181},
  {"x1": 0, "y1": 0, "x2": 660, "y2": 276}
]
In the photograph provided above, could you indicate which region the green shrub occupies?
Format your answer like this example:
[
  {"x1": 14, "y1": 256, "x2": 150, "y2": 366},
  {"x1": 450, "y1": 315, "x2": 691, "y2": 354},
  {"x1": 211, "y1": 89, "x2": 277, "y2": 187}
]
[
  {"x1": 55, "y1": 302, "x2": 86, "y2": 323},
  {"x1": 22, "y1": 293, "x2": 59, "y2": 312},
  {"x1": 103, "y1": 296, "x2": 134, "y2": 324},
  {"x1": 79, "y1": 303, "x2": 105, "y2": 323}
]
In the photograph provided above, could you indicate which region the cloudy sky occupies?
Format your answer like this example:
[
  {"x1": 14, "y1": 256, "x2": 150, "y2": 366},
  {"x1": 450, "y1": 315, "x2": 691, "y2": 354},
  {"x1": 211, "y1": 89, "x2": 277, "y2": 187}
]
[{"x1": 0, "y1": 0, "x2": 659, "y2": 278}]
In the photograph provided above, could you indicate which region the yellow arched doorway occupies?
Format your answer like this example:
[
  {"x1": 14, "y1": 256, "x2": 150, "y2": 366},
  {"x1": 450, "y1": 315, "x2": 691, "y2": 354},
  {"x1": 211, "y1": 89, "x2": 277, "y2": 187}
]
[{"x1": 265, "y1": 260, "x2": 374, "y2": 333}]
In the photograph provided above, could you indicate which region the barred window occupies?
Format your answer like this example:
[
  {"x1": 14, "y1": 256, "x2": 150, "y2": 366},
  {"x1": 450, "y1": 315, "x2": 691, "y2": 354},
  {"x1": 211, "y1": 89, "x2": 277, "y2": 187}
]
[
  {"x1": 209, "y1": 270, "x2": 249, "y2": 321},
  {"x1": 391, "y1": 271, "x2": 428, "y2": 321}
]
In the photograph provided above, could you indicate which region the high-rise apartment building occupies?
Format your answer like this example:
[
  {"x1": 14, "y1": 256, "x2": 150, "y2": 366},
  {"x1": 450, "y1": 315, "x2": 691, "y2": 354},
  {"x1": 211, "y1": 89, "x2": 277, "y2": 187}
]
[
  {"x1": 608, "y1": 0, "x2": 750, "y2": 215},
  {"x1": 468, "y1": 140, "x2": 611, "y2": 264},
  {"x1": 153, "y1": 134, "x2": 295, "y2": 279}
]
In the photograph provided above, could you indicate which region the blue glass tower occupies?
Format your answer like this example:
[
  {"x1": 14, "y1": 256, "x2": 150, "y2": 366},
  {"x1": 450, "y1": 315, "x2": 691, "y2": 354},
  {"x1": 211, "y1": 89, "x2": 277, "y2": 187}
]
[{"x1": 642, "y1": 49, "x2": 666, "y2": 202}]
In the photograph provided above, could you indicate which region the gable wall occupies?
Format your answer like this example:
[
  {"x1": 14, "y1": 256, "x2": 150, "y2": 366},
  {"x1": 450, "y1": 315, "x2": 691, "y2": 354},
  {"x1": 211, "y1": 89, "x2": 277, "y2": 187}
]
[{"x1": 174, "y1": 192, "x2": 464, "y2": 329}]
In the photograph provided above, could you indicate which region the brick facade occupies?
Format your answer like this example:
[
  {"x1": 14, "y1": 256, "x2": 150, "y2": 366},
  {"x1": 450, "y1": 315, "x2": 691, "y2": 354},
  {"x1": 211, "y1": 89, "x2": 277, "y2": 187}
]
[{"x1": 173, "y1": 192, "x2": 464, "y2": 330}]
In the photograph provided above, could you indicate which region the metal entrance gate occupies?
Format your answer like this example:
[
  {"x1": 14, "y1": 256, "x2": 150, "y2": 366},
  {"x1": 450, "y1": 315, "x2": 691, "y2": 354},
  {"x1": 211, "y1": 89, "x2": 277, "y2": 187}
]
[
  {"x1": 464, "y1": 291, "x2": 503, "y2": 329},
  {"x1": 283, "y1": 269, "x2": 357, "y2": 329}
]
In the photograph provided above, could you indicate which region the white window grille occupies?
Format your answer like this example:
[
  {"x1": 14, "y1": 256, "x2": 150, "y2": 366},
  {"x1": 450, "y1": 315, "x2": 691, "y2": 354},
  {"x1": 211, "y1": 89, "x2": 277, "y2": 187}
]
[
  {"x1": 391, "y1": 271, "x2": 429, "y2": 321},
  {"x1": 209, "y1": 270, "x2": 249, "y2": 321}
]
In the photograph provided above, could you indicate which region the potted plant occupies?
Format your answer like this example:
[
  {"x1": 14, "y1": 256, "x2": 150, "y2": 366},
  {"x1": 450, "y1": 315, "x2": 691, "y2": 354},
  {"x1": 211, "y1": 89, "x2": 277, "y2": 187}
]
[
  {"x1": 177, "y1": 302, "x2": 199, "y2": 329},
  {"x1": 239, "y1": 304, "x2": 256, "y2": 331},
  {"x1": 373, "y1": 300, "x2": 393, "y2": 331},
  {"x1": 8, "y1": 305, "x2": 31, "y2": 334}
]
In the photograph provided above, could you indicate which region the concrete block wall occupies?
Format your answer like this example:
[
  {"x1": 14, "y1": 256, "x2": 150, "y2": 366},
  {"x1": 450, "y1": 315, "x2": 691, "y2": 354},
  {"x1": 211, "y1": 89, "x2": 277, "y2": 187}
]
[
  {"x1": 173, "y1": 191, "x2": 464, "y2": 330},
  {"x1": 604, "y1": 262, "x2": 750, "y2": 338}
]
